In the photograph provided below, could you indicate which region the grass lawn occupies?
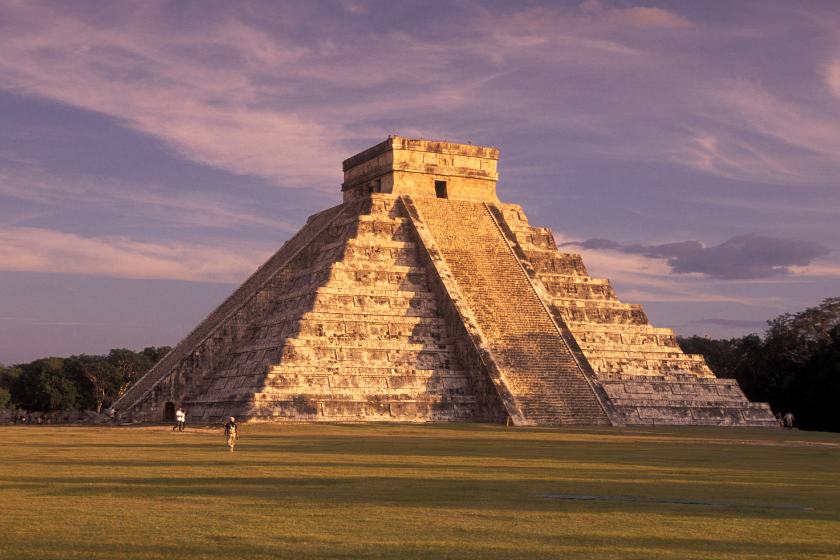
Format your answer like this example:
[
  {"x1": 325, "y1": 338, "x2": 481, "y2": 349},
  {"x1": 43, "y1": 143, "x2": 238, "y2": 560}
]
[{"x1": 0, "y1": 423, "x2": 838, "y2": 559}]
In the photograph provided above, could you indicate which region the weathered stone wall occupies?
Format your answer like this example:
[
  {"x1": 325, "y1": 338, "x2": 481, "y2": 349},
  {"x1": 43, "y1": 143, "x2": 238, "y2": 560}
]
[
  {"x1": 598, "y1": 375, "x2": 777, "y2": 426},
  {"x1": 342, "y1": 136, "x2": 499, "y2": 202}
]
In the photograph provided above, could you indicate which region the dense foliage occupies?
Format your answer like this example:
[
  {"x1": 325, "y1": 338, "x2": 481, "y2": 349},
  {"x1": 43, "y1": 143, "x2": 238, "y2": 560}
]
[
  {"x1": 678, "y1": 297, "x2": 840, "y2": 432},
  {"x1": 1, "y1": 346, "x2": 171, "y2": 417}
]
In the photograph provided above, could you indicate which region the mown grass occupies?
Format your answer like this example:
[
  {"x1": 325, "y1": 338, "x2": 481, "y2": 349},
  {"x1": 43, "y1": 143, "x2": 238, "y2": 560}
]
[{"x1": 1, "y1": 423, "x2": 838, "y2": 559}]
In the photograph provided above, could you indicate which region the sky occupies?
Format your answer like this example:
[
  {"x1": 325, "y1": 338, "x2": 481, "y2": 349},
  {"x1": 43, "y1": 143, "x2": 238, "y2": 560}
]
[{"x1": 1, "y1": 0, "x2": 839, "y2": 365}]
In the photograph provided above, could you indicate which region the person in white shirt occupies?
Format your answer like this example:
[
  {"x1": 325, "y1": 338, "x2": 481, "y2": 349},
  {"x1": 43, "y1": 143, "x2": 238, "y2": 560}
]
[
  {"x1": 173, "y1": 407, "x2": 185, "y2": 432},
  {"x1": 224, "y1": 417, "x2": 238, "y2": 452}
]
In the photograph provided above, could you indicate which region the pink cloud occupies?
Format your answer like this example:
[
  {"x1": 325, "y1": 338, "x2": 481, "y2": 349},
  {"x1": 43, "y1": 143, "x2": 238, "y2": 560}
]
[
  {"x1": 1, "y1": 1, "x2": 839, "y2": 192},
  {"x1": 823, "y1": 58, "x2": 840, "y2": 100},
  {"x1": 578, "y1": 1, "x2": 692, "y2": 28},
  {"x1": 0, "y1": 226, "x2": 272, "y2": 283}
]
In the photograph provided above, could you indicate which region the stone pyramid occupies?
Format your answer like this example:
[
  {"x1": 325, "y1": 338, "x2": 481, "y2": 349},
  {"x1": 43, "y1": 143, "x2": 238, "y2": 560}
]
[{"x1": 114, "y1": 137, "x2": 777, "y2": 427}]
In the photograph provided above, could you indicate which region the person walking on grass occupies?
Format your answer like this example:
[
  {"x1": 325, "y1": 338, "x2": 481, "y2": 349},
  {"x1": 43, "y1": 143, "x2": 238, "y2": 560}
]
[
  {"x1": 784, "y1": 411, "x2": 795, "y2": 429},
  {"x1": 173, "y1": 407, "x2": 185, "y2": 432},
  {"x1": 224, "y1": 416, "x2": 238, "y2": 452}
]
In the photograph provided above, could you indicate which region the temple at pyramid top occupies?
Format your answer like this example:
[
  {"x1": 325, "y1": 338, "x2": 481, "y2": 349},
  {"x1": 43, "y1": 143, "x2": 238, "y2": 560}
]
[
  {"x1": 114, "y1": 136, "x2": 778, "y2": 428},
  {"x1": 342, "y1": 136, "x2": 500, "y2": 202}
]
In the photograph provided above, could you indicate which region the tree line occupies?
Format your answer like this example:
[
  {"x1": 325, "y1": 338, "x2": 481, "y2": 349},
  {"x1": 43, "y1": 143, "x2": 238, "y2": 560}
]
[
  {"x1": 0, "y1": 346, "x2": 171, "y2": 419},
  {"x1": 677, "y1": 297, "x2": 840, "y2": 433}
]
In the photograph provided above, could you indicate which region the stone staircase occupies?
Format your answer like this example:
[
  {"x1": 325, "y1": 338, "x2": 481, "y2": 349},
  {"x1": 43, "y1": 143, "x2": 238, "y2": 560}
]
[{"x1": 407, "y1": 197, "x2": 609, "y2": 426}]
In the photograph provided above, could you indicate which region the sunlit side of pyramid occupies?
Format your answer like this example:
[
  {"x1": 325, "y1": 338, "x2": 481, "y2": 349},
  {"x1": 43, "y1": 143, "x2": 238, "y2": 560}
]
[{"x1": 114, "y1": 137, "x2": 777, "y2": 427}]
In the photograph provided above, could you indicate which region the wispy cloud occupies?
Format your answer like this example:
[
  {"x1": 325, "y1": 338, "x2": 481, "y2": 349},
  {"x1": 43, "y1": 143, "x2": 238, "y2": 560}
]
[
  {"x1": 0, "y1": 2, "x2": 342, "y2": 184},
  {"x1": 688, "y1": 194, "x2": 840, "y2": 216},
  {"x1": 0, "y1": 226, "x2": 271, "y2": 282},
  {"x1": 579, "y1": 1, "x2": 692, "y2": 29},
  {"x1": 0, "y1": 167, "x2": 302, "y2": 233},
  {"x1": 822, "y1": 58, "x2": 840, "y2": 100},
  {"x1": 0, "y1": 0, "x2": 838, "y2": 192}
]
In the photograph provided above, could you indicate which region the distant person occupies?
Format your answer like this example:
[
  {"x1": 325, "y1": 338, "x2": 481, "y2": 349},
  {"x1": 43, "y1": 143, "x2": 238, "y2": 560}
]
[
  {"x1": 783, "y1": 411, "x2": 795, "y2": 429},
  {"x1": 173, "y1": 407, "x2": 185, "y2": 432},
  {"x1": 775, "y1": 412, "x2": 783, "y2": 427},
  {"x1": 109, "y1": 408, "x2": 116, "y2": 426},
  {"x1": 224, "y1": 417, "x2": 238, "y2": 452}
]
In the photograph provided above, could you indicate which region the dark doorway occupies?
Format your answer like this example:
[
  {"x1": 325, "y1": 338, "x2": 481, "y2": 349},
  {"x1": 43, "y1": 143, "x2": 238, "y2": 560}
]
[
  {"x1": 435, "y1": 181, "x2": 448, "y2": 198},
  {"x1": 164, "y1": 402, "x2": 176, "y2": 421}
]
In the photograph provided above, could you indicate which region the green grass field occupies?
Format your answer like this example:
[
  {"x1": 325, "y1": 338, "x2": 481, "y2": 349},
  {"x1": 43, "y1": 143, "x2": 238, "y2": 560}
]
[{"x1": 1, "y1": 423, "x2": 838, "y2": 559}]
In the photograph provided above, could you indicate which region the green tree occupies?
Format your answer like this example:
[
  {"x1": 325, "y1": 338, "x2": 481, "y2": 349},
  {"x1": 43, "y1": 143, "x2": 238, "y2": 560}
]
[
  {"x1": 0, "y1": 364, "x2": 22, "y2": 408},
  {"x1": 676, "y1": 334, "x2": 773, "y2": 404},
  {"x1": 676, "y1": 336, "x2": 741, "y2": 379},
  {"x1": 783, "y1": 325, "x2": 840, "y2": 432},
  {"x1": 761, "y1": 297, "x2": 840, "y2": 414},
  {"x1": 12, "y1": 358, "x2": 77, "y2": 418},
  {"x1": 764, "y1": 297, "x2": 840, "y2": 367},
  {"x1": 107, "y1": 349, "x2": 154, "y2": 399},
  {"x1": 678, "y1": 298, "x2": 840, "y2": 431},
  {"x1": 142, "y1": 346, "x2": 172, "y2": 364},
  {"x1": 63, "y1": 355, "x2": 118, "y2": 413}
]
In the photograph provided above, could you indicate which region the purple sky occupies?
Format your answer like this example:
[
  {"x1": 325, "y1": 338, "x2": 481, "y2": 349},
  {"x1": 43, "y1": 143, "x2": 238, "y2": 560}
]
[{"x1": 2, "y1": 0, "x2": 839, "y2": 365}]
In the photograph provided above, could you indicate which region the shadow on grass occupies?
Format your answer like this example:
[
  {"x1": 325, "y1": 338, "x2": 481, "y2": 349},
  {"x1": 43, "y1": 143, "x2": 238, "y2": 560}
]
[{"x1": 0, "y1": 471, "x2": 822, "y2": 522}]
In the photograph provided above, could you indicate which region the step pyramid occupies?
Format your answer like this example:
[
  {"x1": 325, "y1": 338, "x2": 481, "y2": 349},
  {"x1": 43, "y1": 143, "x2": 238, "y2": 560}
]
[{"x1": 114, "y1": 137, "x2": 777, "y2": 427}]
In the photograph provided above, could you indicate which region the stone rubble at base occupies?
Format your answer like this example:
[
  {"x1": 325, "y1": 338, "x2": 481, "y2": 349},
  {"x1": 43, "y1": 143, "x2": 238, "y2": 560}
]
[{"x1": 113, "y1": 137, "x2": 778, "y2": 428}]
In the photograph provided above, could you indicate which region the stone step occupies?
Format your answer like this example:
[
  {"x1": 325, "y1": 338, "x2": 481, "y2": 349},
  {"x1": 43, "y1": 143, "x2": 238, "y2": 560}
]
[
  {"x1": 267, "y1": 285, "x2": 441, "y2": 303},
  {"x1": 280, "y1": 338, "x2": 457, "y2": 351},
  {"x1": 287, "y1": 264, "x2": 429, "y2": 291},
  {"x1": 266, "y1": 366, "x2": 465, "y2": 376},
  {"x1": 228, "y1": 336, "x2": 458, "y2": 358},
  {"x1": 598, "y1": 374, "x2": 735, "y2": 382},
  {"x1": 581, "y1": 349, "x2": 709, "y2": 360},
  {"x1": 260, "y1": 312, "x2": 451, "y2": 327},
  {"x1": 535, "y1": 273, "x2": 612, "y2": 286},
  {"x1": 552, "y1": 299, "x2": 647, "y2": 311},
  {"x1": 222, "y1": 346, "x2": 460, "y2": 367},
  {"x1": 609, "y1": 397, "x2": 754, "y2": 406},
  {"x1": 263, "y1": 295, "x2": 445, "y2": 323}
]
